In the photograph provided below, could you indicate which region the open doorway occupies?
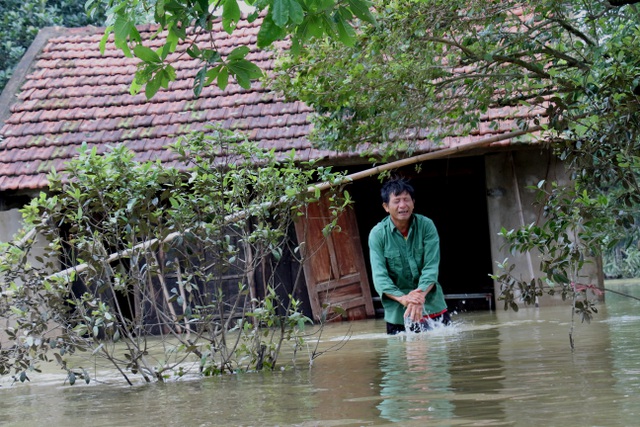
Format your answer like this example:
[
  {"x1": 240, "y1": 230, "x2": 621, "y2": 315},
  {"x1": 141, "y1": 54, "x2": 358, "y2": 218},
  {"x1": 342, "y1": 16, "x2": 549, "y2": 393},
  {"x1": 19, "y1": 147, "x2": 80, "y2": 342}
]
[{"x1": 347, "y1": 155, "x2": 495, "y2": 315}]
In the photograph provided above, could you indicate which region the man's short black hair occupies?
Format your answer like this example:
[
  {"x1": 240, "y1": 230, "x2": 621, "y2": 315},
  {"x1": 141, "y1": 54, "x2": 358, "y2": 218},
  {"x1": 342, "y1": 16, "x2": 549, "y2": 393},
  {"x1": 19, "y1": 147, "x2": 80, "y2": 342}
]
[{"x1": 381, "y1": 178, "x2": 415, "y2": 204}]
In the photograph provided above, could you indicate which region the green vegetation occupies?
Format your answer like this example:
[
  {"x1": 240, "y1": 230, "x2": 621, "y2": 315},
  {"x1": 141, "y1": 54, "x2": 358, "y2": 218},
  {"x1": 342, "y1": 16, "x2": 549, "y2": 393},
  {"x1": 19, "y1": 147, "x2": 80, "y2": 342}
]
[
  {"x1": 95, "y1": 0, "x2": 376, "y2": 98},
  {"x1": 275, "y1": 0, "x2": 640, "y2": 313},
  {"x1": 0, "y1": 128, "x2": 350, "y2": 384}
]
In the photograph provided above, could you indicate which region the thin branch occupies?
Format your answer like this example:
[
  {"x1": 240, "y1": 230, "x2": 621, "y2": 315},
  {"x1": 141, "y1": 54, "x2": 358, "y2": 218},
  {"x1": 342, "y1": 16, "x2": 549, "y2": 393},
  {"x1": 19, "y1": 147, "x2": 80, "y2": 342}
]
[
  {"x1": 491, "y1": 54, "x2": 551, "y2": 79},
  {"x1": 550, "y1": 18, "x2": 597, "y2": 47},
  {"x1": 539, "y1": 46, "x2": 591, "y2": 70},
  {"x1": 604, "y1": 286, "x2": 640, "y2": 302}
]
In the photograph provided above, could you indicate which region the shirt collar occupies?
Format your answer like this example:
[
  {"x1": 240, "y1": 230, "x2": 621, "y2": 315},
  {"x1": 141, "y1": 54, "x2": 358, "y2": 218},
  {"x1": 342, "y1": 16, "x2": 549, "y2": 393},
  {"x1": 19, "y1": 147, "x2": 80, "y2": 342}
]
[{"x1": 384, "y1": 214, "x2": 415, "y2": 235}]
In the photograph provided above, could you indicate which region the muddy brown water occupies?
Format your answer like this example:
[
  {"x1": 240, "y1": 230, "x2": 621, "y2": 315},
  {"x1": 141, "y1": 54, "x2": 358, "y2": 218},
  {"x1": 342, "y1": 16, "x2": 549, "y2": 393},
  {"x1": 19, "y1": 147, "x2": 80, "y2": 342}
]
[{"x1": 2, "y1": 281, "x2": 640, "y2": 426}]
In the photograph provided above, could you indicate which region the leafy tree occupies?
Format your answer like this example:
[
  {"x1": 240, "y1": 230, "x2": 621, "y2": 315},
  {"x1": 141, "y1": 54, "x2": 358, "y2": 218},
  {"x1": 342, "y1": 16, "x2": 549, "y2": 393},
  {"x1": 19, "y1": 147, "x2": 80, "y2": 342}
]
[
  {"x1": 0, "y1": 0, "x2": 107, "y2": 92},
  {"x1": 0, "y1": 128, "x2": 350, "y2": 384},
  {"x1": 274, "y1": 0, "x2": 640, "y2": 318},
  {"x1": 91, "y1": 0, "x2": 376, "y2": 98}
]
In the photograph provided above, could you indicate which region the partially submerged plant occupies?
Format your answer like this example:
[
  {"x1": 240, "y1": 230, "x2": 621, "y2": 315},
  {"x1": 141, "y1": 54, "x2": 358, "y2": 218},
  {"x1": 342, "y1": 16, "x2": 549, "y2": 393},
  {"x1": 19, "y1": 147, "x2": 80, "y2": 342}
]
[{"x1": 0, "y1": 126, "x2": 350, "y2": 384}]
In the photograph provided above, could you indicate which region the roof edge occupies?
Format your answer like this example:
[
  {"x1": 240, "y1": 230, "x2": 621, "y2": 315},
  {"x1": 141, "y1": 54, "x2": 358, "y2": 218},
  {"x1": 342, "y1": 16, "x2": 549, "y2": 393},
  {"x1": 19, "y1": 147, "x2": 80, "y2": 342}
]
[{"x1": 0, "y1": 26, "x2": 70, "y2": 125}]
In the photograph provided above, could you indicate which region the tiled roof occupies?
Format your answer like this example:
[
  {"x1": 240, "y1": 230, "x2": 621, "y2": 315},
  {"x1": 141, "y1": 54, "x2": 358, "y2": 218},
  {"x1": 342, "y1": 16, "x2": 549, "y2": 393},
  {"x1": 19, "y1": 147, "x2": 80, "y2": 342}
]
[{"x1": 0, "y1": 17, "x2": 541, "y2": 192}]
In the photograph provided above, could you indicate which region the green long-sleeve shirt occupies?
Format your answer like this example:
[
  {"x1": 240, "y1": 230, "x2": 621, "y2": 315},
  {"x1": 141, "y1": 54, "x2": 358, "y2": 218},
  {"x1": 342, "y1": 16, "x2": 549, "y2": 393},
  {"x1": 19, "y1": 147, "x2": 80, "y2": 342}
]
[{"x1": 368, "y1": 214, "x2": 447, "y2": 325}]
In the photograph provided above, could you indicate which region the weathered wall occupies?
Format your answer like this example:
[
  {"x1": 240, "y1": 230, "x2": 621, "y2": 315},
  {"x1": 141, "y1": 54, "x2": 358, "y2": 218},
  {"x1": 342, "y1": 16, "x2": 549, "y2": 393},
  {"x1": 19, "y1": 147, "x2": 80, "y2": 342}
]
[
  {"x1": 0, "y1": 207, "x2": 51, "y2": 265},
  {"x1": 0, "y1": 207, "x2": 58, "y2": 344},
  {"x1": 485, "y1": 148, "x2": 603, "y2": 307},
  {"x1": 0, "y1": 208, "x2": 23, "y2": 244}
]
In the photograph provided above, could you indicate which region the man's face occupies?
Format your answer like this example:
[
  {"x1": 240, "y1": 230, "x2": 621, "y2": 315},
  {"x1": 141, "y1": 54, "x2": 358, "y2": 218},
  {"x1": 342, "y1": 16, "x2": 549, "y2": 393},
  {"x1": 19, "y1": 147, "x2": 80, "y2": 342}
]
[{"x1": 383, "y1": 191, "x2": 414, "y2": 223}]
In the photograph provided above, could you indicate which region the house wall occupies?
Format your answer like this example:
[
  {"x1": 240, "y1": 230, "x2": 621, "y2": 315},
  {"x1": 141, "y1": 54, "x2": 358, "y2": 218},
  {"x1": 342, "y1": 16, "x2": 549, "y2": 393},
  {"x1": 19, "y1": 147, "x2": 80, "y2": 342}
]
[
  {"x1": 485, "y1": 148, "x2": 603, "y2": 307},
  {"x1": 0, "y1": 207, "x2": 52, "y2": 268},
  {"x1": 0, "y1": 207, "x2": 59, "y2": 344},
  {"x1": 0, "y1": 208, "x2": 23, "y2": 244},
  {"x1": 0, "y1": 207, "x2": 23, "y2": 341}
]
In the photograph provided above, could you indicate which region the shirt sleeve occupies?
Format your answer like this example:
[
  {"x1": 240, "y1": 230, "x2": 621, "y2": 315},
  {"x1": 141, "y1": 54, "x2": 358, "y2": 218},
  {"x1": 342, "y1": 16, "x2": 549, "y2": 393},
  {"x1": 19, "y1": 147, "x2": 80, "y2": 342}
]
[
  {"x1": 417, "y1": 218, "x2": 441, "y2": 292},
  {"x1": 368, "y1": 227, "x2": 404, "y2": 298}
]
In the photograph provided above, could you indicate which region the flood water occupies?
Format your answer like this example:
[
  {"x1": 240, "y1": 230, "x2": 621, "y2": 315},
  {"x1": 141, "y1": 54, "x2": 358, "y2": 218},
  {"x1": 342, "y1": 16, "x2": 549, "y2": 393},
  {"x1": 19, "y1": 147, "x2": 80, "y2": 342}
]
[{"x1": 2, "y1": 281, "x2": 640, "y2": 427}]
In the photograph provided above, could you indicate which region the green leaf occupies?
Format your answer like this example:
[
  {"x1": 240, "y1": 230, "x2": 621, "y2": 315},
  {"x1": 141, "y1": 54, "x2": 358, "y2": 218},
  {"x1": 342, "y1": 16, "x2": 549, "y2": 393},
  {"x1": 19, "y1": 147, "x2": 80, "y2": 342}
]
[
  {"x1": 218, "y1": 66, "x2": 229, "y2": 90},
  {"x1": 227, "y1": 46, "x2": 250, "y2": 61},
  {"x1": 113, "y1": 16, "x2": 132, "y2": 43},
  {"x1": 222, "y1": 0, "x2": 241, "y2": 33},
  {"x1": 133, "y1": 45, "x2": 162, "y2": 64},
  {"x1": 334, "y1": 13, "x2": 356, "y2": 46},
  {"x1": 202, "y1": 49, "x2": 221, "y2": 64},
  {"x1": 297, "y1": 14, "x2": 324, "y2": 42},
  {"x1": 320, "y1": 11, "x2": 338, "y2": 38},
  {"x1": 347, "y1": 0, "x2": 376, "y2": 24},
  {"x1": 257, "y1": 14, "x2": 287, "y2": 48},
  {"x1": 160, "y1": 42, "x2": 174, "y2": 60},
  {"x1": 112, "y1": 16, "x2": 140, "y2": 58},
  {"x1": 99, "y1": 28, "x2": 111, "y2": 55},
  {"x1": 235, "y1": 73, "x2": 251, "y2": 89},
  {"x1": 228, "y1": 59, "x2": 263, "y2": 80},
  {"x1": 196, "y1": 0, "x2": 208, "y2": 13},
  {"x1": 145, "y1": 75, "x2": 162, "y2": 99},
  {"x1": 129, "y1": 77, "x2": 142, "y2": 95},
  {"x1": 161, "y1": 65, "x2": 177, "y2": 87},
  {"x1": 194, "y1": 67, "x2": 207, "y2": 96},
  {"x1": 272, "y1": 0, "x2": 304, "y2": 27},
  {"x1": 186, "y1": 44, "x2": 202, "y2": 59},
  {"x1": 289, "y1": 0, "x2": 305, "y2": 25}
]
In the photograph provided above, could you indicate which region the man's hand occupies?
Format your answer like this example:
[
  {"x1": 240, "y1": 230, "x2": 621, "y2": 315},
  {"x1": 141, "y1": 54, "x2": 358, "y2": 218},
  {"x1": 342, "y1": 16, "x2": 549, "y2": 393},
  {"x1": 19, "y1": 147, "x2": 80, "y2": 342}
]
[
  {"x1": 407, "y1": 289, "x2": 426, "y2": 304},
  {"x1": 402, "y1": 285, "x2": 435, "y2": 322},
  {"x1": 386, "y1": 283, "x2": 435, "y2": 322},
  {"x1": 404, "y1": 302, "x2": 423, "y2": 322},
  {"x1": 407, "y1": 284, "x2": 434, "y2": 303},
  {"x1": 397, "y1": 293, "x2": 423, "y2": 307}
]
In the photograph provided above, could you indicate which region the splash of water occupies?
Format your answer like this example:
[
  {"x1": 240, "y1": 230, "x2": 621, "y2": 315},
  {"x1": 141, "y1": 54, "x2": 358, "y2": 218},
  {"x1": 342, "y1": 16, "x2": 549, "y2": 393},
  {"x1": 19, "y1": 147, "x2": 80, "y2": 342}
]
[{"x1": 399, "y1": 314, "x2": 460, "y2": 339}]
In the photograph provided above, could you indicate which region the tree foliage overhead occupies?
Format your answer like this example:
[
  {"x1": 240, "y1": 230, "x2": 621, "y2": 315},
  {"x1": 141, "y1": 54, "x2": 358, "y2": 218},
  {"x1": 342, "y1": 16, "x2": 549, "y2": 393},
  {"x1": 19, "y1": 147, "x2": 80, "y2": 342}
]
[
  {"x1": 275, "y1": 0, "x2": 640, "y2": 310},
  {"x1": 276, "y1": 0, "x2": 639, "y2": 152},
  {"x1": 92, "y1": 0, "x2": 377, "y2": 98}
]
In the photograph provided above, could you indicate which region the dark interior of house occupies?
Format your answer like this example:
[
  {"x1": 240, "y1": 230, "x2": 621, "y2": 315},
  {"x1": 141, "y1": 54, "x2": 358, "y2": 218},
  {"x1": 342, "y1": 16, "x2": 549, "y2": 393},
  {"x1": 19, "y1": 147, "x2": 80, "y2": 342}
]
[{"x1": 344, "y1": 155, "x2": 496, "y2": 315}]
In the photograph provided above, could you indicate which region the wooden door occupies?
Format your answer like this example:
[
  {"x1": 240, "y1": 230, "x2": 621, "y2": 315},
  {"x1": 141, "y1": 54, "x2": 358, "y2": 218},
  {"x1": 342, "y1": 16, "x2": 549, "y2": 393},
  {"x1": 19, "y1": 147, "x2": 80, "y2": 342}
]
[{"x1": 294, "y1": 194, "x2": 375, "y2": 322}]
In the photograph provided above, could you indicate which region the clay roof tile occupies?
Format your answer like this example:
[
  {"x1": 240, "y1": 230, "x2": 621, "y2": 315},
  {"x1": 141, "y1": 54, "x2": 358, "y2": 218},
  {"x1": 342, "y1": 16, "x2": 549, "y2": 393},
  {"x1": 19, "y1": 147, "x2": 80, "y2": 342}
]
[{"x1": 0, "y1": 16, "x2": 537, "y2": 192}]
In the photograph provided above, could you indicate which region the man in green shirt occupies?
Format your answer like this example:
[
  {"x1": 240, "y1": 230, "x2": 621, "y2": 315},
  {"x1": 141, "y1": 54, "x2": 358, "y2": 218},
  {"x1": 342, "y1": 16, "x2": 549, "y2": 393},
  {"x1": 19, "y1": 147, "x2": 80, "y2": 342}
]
[{"x1": 369, "y1": 178, "x2": 450, "y2": 334}]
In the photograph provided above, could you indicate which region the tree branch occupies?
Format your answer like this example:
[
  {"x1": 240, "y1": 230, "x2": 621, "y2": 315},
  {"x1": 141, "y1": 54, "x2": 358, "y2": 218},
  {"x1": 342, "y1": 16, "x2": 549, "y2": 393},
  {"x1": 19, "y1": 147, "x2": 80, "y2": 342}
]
[
  {"x1": 550, "y1": 18, "x2": 597, "y2": 47},
  {"x1": 491, "y1": 54, "x2": 552, "y2": 79},
  {"x1": 539, "y1": 46, "x2": 591, "y2": 70},
  {"x1": 422, "y1": 36, "x2": 552, "y2": 79}
]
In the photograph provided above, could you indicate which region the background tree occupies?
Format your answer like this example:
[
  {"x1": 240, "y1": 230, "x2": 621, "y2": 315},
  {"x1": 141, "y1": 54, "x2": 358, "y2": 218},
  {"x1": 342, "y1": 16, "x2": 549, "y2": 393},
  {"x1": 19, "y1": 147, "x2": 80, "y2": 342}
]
[
  {"x1": 0, "y1": 0, "x2": 107, "y2": 92},
  {"x1": 273, "y1": 0, "x2": 640, "y2": 313}
]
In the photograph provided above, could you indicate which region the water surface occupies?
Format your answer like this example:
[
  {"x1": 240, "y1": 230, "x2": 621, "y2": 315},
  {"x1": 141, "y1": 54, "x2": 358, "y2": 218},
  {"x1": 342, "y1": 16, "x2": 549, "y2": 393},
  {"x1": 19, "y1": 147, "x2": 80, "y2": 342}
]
[{"x1": 2, "y1": 282, "x2": 640, "y2": 426}]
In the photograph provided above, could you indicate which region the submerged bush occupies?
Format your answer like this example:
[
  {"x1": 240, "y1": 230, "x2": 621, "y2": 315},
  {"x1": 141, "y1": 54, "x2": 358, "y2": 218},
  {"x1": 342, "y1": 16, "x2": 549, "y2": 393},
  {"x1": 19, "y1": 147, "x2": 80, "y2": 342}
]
[{"x1": 0, "y1": 127, "x2": 349, "y2": 385}]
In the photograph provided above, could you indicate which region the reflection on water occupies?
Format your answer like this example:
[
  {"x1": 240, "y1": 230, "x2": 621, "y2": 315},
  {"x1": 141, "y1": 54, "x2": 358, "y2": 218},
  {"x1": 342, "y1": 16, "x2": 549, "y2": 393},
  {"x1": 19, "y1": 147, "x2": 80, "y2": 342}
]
[
  {"x1": 377, "y1": 329, "x2": 454, "y2": 423},
  {"x1": 2, "y1": 282, "x2": 640, "y2": 426}
]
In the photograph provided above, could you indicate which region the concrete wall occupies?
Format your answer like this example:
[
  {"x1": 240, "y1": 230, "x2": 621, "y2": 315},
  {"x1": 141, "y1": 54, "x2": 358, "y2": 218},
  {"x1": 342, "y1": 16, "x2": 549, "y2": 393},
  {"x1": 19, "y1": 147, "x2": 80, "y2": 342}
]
[
  {"x1": 0, "y1": 208, "x2": 23, "y2": 244},
  {"x1": 0, "y1": 208, "x2": 59, "y2": 344},
  {"x1": 485, "y1": 148, "x2": 603, "y2": 307},
  {"x1": 1, "y1": 207, "x2": 54, "y2": 267}
]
